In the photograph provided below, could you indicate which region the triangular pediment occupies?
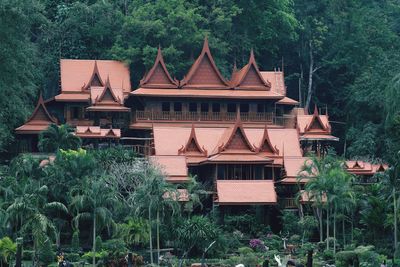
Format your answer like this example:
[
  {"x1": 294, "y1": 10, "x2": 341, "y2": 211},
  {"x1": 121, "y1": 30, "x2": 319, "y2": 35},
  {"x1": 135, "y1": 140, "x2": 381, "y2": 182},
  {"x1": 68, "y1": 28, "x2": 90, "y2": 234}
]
[
  {"x1": 140, "y1": 47, "x2": 178, "y2": 88},
  {"x1": 96, "y1": 77, "x2": 120, "y2": 104},
  {"x1": 26, "y1": 94, "x2": 57, "y2": 125},
  {"x1": 256, "y1": 126, "x2": 279, "y2": 155},
  {"x1": 178, "y1": 125, "x2": 207, "y2": 156},
  {"x1": 353, "y1": 161, "x2": 363, "y2": 169},
  {"x1": 305, "y1": 106, "x2": 328, "y2": 132},
  {"x1": 219, "y1": 124, "x2": 254, "y2": 153},
  {"x1": 231, "y1": 50, "x2": 271, "y2": 90},
  {"x1": 180, "y1": 37, "x2": 229, "y2": 89},
  {"x1": 83, "y1": 61, "x2": 104, "y2": 91}
]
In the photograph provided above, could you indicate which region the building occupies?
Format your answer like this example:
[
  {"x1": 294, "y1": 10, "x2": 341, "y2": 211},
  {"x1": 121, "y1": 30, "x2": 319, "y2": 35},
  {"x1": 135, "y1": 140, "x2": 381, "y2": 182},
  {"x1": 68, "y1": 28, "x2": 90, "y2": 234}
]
[{"x1": 16, "y1": 37, "x2": 386, "y2": 223}]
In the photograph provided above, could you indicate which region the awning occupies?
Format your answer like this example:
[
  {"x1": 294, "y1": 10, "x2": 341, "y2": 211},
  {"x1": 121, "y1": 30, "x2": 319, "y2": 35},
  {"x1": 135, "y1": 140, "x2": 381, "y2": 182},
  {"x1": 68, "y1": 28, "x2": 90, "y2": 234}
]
[{"x1": 215, "y1": 180, "x2": 277, "y2": 205}]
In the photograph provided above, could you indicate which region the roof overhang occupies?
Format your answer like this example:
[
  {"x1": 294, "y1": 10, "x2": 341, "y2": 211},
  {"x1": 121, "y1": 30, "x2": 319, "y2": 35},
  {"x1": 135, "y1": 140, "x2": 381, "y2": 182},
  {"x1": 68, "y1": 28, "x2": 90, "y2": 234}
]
[{"x1": 215, "y1": 180, "x2": 277, "y2": 205}]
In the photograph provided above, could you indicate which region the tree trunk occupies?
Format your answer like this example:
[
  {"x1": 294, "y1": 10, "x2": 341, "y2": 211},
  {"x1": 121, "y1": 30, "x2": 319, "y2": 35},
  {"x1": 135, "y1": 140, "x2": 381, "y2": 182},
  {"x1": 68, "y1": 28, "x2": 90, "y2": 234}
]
[
  {"x1": 394, "y1": 188, "x2": 398, "y2": 257},
  {"x1": 342, "y1": 215, "x2": 346, "y2": 247},
  {"x1": 148, "y1": 206, "x2": 154, "y2": 265},
  {"x1": 305, "y1": 40, "x2": 314, "y2": 112},
  {"x1": 93, "y1": 215, "x2": 96, "y2": 267},
  {"x1": 157, "y1": 209, "x2": 160, "y2": 266},
  {"x1": 333, "y1": 207, "x2": 336, "y2": 254},
  {"x1": 319, "y1": 208, "x2": 323, "y2": 242},
  {"x1": 326, "y1": 207, "x2": 329, "y2": 250}
]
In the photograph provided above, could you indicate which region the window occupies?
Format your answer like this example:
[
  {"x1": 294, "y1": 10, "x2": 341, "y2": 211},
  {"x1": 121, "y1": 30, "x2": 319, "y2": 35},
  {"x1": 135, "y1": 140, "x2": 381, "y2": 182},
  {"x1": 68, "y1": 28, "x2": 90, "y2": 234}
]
[
  {"x1": 227, "y1": 103, "x2": 236, "y2": 113},
  {"x1": 257, "y1": 103, "x2": 265, "y2": 113},
  {"x1": 189, "y1": 102, "x2": 197, "y2": 112},
  {"x1": 240, "y1": 103, "x2": 249, "y2": 113},
  {"x1": 71, "y1": 106, "x2": 81, "y2": 120},
  {"x1": 201, "y1": 103, "x2": 209, "y2": 112},
  {"x1": 212, "y1": 103, "x2": 220, "y2": 112},
  {"x1": 162, "y1": 102, "x2": 170, "y2": 112},
  {"x1": 174, "y1": 102, "x2": 182, "y2": 112}
]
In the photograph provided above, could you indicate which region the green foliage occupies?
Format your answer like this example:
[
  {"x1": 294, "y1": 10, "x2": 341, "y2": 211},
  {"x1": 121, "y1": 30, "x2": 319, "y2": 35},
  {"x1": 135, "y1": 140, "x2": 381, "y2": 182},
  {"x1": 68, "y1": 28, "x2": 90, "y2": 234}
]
[
  {"x1": 114, "y1": 217, "x2": 149, "y2": 248},
  {"x1": 38, "y1": 124, "x2": 81, "y2": 152},
  {"x1": 223, "y1": 214, "x2": 265, "y2": 236},
  {"x1": 281, "y1": 210, "x2": 300, "y2": 236},
  {"x1": 336, "y1": 250, "x2": 358, "y2": 267},
  {"x1": 95, "y1": 236, "x2": 103, "y2": 251},
  {"x1": 238, "y1": 247, "x2": 254, "y2": 255},
  {"x1": 38, "y1": 239, "x2": 55, "y2": 267},
  {"x1": 82, "y1": 250, "x2": 108, "y2": 263},
  {"x1": 71, "y1": 231, "x2": 80, "y2": 252},
  {"x1": 0, "y1": 237, "x2": 17, "y2": 264}
]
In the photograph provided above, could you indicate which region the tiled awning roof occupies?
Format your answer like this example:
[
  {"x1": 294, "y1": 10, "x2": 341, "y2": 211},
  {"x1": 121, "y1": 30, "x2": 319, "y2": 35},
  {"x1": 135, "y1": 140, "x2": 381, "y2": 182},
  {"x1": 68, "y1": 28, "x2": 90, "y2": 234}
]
[{"x1": 215, "y1": 180, "x2": 277, "y2": 205}]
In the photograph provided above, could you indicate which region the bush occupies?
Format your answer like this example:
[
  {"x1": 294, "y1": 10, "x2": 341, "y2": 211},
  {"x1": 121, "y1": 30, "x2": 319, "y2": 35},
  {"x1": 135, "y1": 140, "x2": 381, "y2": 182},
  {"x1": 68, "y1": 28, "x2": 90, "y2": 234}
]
[
  {"x1": 65, "y1": 252, "x2": 80, "y2": 262},
  {"x1": 336, "y1": 251, "x2": 358, "y2": 267},
  {"x1": 38, "y1": 240, "x2": 56, "y2": 266},
  {"x1": 355, "y1": 245, "x2": 385, "y2": 267},
  {"x1": 82, "y1": 250, "x2": 108, "y2": 264},
  {"x1": 223, "y1": 214, "x2": 265, "y2": 236},
  {"x1": 238, "y1": 247, "x2": 254, "y2": 255},
  {"x1": 95, "y1": 236, "x2": 103, "y2": 251},
  {"x1": 263, "y1": 234, "x2": 282, "y2": 251},
  {"x1": 22, "y1": 250, "x2": 34, "y2": 261}
]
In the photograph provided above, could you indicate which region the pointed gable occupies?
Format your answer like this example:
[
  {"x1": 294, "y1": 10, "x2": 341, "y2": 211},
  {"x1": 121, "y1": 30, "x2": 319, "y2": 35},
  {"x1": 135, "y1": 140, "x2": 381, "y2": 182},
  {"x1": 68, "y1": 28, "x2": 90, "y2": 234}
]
[
  {"x1": 180, "y1": 37, "x2": 229, "y2": 89},
  {"x1": 82, "y1": 61, "x2": 104, "y2": 91},
  {"x1": 15, "y1": 93, "x2": 57, "y2": 134},
  {"x1": 140, "y1": 46, "x2": 178, "y2": 88},
  {"x1": 256, "y1": 125, "x2": 279, "y2": 155},
  {"x1": 305, "y1": 106, "x2": 328, "y2": 132},
  {"x1": 95, "y1": 77, "x2": 121, "y2": 105},
  {"x1": 230, "y1": 50, "x2": 271, "y2": 90},
  {"x1": 217, "y1": 115, "x2": 255, "y2": 153},
  {"x1": 178, "y1": 124, "x2": 207, "y2": 156}
]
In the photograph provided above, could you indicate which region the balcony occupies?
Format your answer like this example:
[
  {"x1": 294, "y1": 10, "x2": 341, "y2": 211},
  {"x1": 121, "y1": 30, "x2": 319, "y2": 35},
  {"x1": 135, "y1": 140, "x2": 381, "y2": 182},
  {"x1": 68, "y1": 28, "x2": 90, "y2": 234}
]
[
  {"x1": 279, "y1": 198, "x2": 298, "y2": 209},
  {"x1": 134, "y1": 111, "x2": 295, "y2": 126}
]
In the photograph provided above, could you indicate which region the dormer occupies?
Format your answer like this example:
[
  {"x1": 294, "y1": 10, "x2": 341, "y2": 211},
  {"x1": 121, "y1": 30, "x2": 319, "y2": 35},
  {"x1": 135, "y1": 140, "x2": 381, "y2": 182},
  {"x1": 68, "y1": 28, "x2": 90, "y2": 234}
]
[
  {"x1": 82, "y1": 61, "x2": 104, "y2": 91},
  {"x1": 178, "y1": 124, "x2": 207, "y2": 156}
]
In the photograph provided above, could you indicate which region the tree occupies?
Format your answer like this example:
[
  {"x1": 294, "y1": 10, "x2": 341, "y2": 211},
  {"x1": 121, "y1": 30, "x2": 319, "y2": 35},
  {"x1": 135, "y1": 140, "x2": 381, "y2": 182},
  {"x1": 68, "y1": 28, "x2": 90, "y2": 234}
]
[
  {"x1": 38, "y1": 124, "x2": 81, "y2": 152},
  {"x1": 70, "y1": 177, "x2": 116, "y2": 267}
]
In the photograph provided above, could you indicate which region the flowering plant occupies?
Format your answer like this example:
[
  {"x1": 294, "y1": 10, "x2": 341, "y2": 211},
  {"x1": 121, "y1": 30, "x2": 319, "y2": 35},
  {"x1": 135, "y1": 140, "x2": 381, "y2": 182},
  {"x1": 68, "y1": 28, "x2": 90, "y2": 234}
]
[{"x1": 249, "y1": 239, "x2": 267, "y2": 251}]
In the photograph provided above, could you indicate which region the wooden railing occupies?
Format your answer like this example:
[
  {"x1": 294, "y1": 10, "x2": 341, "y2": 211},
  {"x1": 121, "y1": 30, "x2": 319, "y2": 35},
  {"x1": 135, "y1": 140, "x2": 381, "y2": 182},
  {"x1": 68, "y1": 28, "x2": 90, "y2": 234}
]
[
  {"x1": 279, "y1": 198, "x2": 298, "y2": 209},
  {"x1": 122, "y1": 144, "x2": 154, "y2": 157},
  {"x1": 134, "y1": 111, "x2": 278, "y2": 123}
]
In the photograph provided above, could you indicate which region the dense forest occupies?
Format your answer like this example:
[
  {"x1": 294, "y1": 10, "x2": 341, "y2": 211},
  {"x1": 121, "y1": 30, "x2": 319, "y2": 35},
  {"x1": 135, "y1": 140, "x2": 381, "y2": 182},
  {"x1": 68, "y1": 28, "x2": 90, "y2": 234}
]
[{"x1": 2, "y1": 0, "x2": 400, "y2": 163}]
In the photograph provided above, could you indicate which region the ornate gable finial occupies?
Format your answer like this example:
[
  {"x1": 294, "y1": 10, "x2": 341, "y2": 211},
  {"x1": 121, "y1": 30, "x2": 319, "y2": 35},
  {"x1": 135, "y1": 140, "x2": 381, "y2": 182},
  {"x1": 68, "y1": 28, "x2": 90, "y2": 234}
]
[
  {"x1": 217, "y1": 117, "x2": 255, "y2": 153},
  {"x1": 305, "y1": 105, "x2": 328, "y2": 132},
  {"x1": 313, "y1": 104, "x2": 319, "y2": 116},
  {"x1": 24, "y1": 92, "x2": 57, "y2": 124},
  {"x1": 96, "y1": 75, "x2": 120, "y2": 104}
]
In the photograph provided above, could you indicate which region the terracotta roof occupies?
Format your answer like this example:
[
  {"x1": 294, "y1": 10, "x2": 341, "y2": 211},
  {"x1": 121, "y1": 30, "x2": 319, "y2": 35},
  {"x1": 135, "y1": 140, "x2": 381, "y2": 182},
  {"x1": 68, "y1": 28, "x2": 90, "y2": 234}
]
[
  {"x1": 75, "y1": 126, "x2": 121, "y2": 139},
  {"x1": 153, "y1": 126, "x2": 302, "y2": 158},
  {"x1": 297, "y1": 107, "x2": 331, "y2": 135},
  {"x1": 178, "y1": 124, "x2": 207, "y2": 156},
  {"x1": 206, "y1": 153, "x2": 272, "y2": 163},
  {"x1": 215, "y1": 180, "x2": 277, "y2": 205},
  {"x1": 278, "y1": 177, "x2": 309, "y2": 184},
  {"x1": 215, "y1": 116, "x2": 255, "y2": 154},
  {"x1": 277, "y1": 97, "x2": 299, "y2": 105},
  {"x1": 82, "y1": 60, "x2": 104, "y2": 91},
  {"x1": 180, "y1": 37, "x2": 230, "y2": 89},
  {"x1": 54, "y1": 93, "x2": 90, "y2": 102},
  {"x1": 260, "y1": 71, "x2": 286, "y2": 95},
  {"x1": 283, "y1": 157, "x2": 311, "y2": 178},
  {"x1": 87, "y1": 78, "x2": 130, "y2": 112},
  {"x1": 255, "y1": 125, "x2": 279, "y2": 156},
  {"x1": 132, "y1": 87, "x2": 284, "y2": 99},
  {"x1": 60, "y1": 59, "x2": 131, "y2": 93},
  {"x1": 230, "y1": 50, "x2": 271, "y2": 90},
  {"x1": 16, "y1": 94, "x2": 57, "y2": 134},
  {"x1": 345, "y1": 160, "x2": 388, "y2": 175},
  {"x1": 140, "y1": 47, "x2": 178, "y2": 88},
  {"x1": 150, "y1": 155, "x2": 189, "y2": 181}
]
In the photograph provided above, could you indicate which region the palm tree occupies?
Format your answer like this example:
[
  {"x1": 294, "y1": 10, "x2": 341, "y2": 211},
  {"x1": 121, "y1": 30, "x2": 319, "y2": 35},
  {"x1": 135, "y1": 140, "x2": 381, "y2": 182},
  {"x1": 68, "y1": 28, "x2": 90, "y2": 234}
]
[
  {"x1": 5, "y1": 179, "x2": 67, "y2": 265},
  {"x1": 70, "y1": 177, "x2": 116, "y2": 267},
  {"x1": 131, "y1": 162, "x2": 180, "y2": 265},
  {"x1": 38, "y1": 124, "x2": 81, "y2": 152}
]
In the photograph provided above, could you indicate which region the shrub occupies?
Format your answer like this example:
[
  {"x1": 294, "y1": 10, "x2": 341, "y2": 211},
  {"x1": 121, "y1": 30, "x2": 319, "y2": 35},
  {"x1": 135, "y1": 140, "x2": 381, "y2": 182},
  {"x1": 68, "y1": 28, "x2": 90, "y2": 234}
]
[
  {"x1": 82, "y1": 250, "x2": 108, "y2": 264},
  {"x1": 22, "y1": 250, "x2": 34, "y2": 261},
  {"x1": 38, "y1": 240, "x2": 56, "y2": 267},
  {"x1": 355, "y1": 245, "x2": 385, "y2": 267},
  {"x1": 238, "y1": 247, "x2": 254, "y2": 255},
  {"x1": 95, "y1": 236, "x2": 103, "y2": 251},
  {"x1": 336, "y1": 251, "x2": 358, "y2": 267},
  {"x1": 65, "y1": 252, "x2": 80, "y2": 262}
]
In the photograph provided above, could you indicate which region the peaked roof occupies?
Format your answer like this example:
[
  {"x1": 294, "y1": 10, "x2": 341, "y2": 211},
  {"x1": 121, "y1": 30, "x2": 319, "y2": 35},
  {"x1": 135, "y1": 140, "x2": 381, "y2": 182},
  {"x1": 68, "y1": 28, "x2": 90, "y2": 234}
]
[
  {"x1": 95, "y1": 77, "x2": 121, "y2": 104},
  {"x1": 15, "y1": 93, "x2": 57, "y2": 134},
  {"x1": 255, "y1": 125, "x2": 279, "y2": 155},
  {"x1": 217, "y1": 114, "x2": 255, "y2": 153},
  {"x1": 178, "y1": 124, "x2": 207, "y2": 156},
  {"x1": 140, "y1": 47, "x2": 178, "y2": 88},
  {"x1": 305, "y1": 106, "x2": 329, "y2": 132},
  {"x1": 180, "y1": 37, "x2": 229, "y2": 89},
  {"x1": 82, "y1": 61, "x2": 104, "y2": 91},
  {"x1": 230, "y1": 50, "x2": 271, "y2": 90}
]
